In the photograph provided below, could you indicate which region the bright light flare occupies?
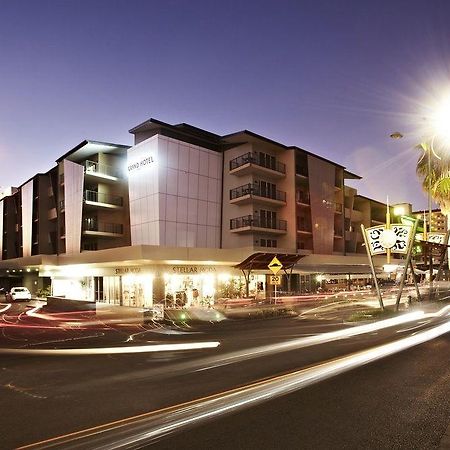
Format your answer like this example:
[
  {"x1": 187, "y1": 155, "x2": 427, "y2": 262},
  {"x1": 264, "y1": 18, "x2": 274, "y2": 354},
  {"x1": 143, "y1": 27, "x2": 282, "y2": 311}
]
[{"x1": 431, "y1": 93, "x2": 450, "y2": 147}]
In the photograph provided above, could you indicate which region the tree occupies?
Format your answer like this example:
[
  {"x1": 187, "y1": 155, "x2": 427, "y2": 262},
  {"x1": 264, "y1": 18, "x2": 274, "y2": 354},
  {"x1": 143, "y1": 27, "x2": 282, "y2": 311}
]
[
  {"x1": 416, "y1": 141, "x2": 450, "y2": 215},
  {"x1": 416, "y1": 141, "x2": 450, "y2": 270}
]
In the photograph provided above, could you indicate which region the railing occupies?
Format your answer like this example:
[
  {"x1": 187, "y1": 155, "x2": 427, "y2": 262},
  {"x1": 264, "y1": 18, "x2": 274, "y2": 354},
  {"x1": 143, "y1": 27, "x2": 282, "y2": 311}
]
[
  {"x1": 296, "y1": 191, "x2": 310, "y2": 204},
  {"x1": 297, "y1": 225, "x2": 312, "y2": 232},
  {"x1": 230, "y1": 215, "x2": 287, "y2": 231},
  {"x1": 296, "y1": 166, "x2": 308, "y2": 177},
  {"x1": 230, "y1": 183, "x2": 286, "y2": 202},
  {"x1": 84, "y1": 190, "x2": 123, "y2": 207},
  {"x1": 84, "y1": 160, "x2": 122, "y2": 178},
  {"x1": 83, "y1": 221, "x2": 123, "y2": 234},
  {"x1": 229, "y1": 152, "x2": 286, "y2": 174}
]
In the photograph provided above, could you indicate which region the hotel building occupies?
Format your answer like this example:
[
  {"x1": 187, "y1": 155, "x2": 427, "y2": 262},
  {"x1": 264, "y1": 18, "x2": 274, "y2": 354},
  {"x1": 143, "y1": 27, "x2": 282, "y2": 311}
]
[{"x1": 0, "y1": 118, "x2": 395, "y2": 308}]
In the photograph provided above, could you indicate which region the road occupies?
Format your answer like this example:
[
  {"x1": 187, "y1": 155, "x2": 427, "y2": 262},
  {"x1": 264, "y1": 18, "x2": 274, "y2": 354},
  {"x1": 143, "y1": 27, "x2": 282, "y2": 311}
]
[{"x1": 1, "y1": 301, "x2": 449, "y2": 449}]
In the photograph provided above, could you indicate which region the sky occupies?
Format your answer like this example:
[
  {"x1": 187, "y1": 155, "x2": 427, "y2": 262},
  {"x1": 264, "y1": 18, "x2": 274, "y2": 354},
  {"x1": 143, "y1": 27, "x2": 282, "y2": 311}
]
[{"x1": 1, "y1": 0, "x2": 450, "y2": 210}]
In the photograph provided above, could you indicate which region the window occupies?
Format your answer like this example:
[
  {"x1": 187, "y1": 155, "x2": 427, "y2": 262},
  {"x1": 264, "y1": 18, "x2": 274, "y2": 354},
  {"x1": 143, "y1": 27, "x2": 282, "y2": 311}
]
[
  {"x1": 83, "y1": 241, "x2": 98, "y2": 251},
  {"x1": 260, "y1": 238, "x2": 277, "y2": 248},
  {"x1": 259, "y1": 181, "x2": 276, "y2": 199},
  {"x1": 259, "y1": 210, "x2": 277, "y2": 228}
]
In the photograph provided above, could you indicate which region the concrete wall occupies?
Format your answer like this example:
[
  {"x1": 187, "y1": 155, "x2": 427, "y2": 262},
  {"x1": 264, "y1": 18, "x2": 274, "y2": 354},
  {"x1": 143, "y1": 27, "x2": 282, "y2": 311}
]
[
  {"x1": 64, "y1": 160, "x2": 84, "y2": 254},
  {"x1": 128, "y1": 134, "x2": 222, "y2": 248}
]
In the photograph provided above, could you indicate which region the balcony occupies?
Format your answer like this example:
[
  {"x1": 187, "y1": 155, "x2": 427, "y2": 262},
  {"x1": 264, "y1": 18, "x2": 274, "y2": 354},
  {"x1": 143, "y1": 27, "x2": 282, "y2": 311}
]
[
  {"x1": 229, "y1": 152, "x2": 286, "y2": 178},
  {"x1": 295, "y1": 166, "x2": 308, "y2": 178},
  {"x1": 84, "y1": 160, "x2": 122, "y2": 182},
  {"x1": 296, "y1": 191, "x2": 310, "y2": 206},
  {"x1": 297, "y1": 225, "x2": 312, "y2": 235},
  {"x1": 230, "y1": 215, "x2": 287, "y2": 234},
  {"x1": 230, "y1": 184, "x2": 286, "y2": 206},
  {"x1": 83, "y1": 221, "x2": 124, "y2": 237},
  {"x1": 84, "y1": 190, "x2": 123, "y2": 209}
]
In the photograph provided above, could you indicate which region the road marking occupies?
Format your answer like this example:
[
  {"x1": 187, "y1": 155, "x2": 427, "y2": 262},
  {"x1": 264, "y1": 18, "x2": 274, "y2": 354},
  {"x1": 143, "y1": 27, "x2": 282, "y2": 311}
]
[{"x1": 19, "y1": 318, "x2": 450, "y2": 449}]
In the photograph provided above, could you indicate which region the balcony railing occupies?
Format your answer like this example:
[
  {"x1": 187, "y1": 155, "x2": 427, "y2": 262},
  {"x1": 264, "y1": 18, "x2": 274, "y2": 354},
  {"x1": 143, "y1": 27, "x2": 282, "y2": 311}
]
[
  {"x1": 229, "y1": 152, "x2": 286, "y2": 174},
  {"x1": 296, "y1": 191, "x2": 310, "y2": 204},
  {"x1": 297, "y1": 225, "x2": 312, "y2": 233},
  {"x1": 83, "y1": 221, "x2": 123, "y2": 234},
  {"x1": 295, "y1": 166, "x2": 308, "y2": 177},
  {"x1": 230, "y1": 215, "x2": 287, "y2": 231},
  {"x1": 84, "y1": 160, "x2": 122, "y2": 179},
  {"x1": 230, "y1": 183, "x2": 286, "y2": 202},
  {"x1": 84, "y1": 190, "x2": 123, "y2": 207}
]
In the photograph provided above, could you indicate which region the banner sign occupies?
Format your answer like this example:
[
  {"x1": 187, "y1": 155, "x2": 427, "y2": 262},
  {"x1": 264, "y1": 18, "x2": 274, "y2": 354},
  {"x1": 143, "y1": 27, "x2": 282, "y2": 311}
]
[
  {"x1": 420, "y1": 232, "x2": 446, "y2": 245},
  {"x1": 365, "y1": 224, "x2": 413, "y2": 256}
]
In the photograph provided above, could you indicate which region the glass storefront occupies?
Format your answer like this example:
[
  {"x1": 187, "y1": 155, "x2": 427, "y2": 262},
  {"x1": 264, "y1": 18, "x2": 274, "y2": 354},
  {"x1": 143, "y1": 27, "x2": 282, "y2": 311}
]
[
  {"x1": 101, "y1": 274, "x2": 153, "y2": 307},
  {"x1": 163, "y1": 273, "x2": 217, "y2": 307}
]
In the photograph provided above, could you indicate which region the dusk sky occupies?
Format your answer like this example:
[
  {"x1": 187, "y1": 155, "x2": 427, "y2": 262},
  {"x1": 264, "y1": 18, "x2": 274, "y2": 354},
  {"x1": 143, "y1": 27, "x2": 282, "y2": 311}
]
[{"x1": 1, "y1": 0, "x2": 450, "y2": 210}]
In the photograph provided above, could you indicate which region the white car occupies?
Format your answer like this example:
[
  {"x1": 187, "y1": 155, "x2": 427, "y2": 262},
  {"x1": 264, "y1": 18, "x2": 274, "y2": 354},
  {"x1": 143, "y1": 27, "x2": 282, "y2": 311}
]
[{"x1": 7, "y1": 287, "x2": 31, "y2": 301}]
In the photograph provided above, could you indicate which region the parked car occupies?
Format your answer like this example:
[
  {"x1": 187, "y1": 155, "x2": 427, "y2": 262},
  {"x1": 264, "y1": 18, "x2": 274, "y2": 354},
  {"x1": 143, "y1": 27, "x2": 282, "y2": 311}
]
[{"x1": 6, "y1": 287, "x2": 31, "y2": 302}]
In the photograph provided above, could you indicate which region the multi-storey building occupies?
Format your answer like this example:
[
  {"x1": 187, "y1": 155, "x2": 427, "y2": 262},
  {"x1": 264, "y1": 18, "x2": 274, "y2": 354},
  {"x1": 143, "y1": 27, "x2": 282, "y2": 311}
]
[
  {"x1": 0, "y1": 118, "x2": 395, "y2": 307},
  {"x1": 412, "y1": 208, "x2": 448, "y2": 233}
]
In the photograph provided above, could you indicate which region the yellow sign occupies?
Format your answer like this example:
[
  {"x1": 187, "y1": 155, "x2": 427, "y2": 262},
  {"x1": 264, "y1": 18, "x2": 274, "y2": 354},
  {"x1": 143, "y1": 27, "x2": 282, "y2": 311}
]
[
  {"x1": 269, "y1": 275, "x2": 282, "y2": 285},
  {"x1": 268, "y1": 256, "x2": 283, "y2": 275}
]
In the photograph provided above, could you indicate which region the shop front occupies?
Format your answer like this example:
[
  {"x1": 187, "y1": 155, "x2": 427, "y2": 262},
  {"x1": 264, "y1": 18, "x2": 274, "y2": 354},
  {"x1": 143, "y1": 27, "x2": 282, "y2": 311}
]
[{"x1": 45, "y1": 263, "x2": 244, "y2": 309}]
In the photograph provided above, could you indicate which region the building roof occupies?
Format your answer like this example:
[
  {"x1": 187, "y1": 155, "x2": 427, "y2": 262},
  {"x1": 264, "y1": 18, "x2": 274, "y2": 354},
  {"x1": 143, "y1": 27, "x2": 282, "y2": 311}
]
[
  {"x1": 131, "y1": 117, "x2": 362, "y2": 177},
  {"x1": 129, "y1": 118, "x2": 225, "y2": 152},
  {"x1": 56, "y1": 140, "x2": 130, "y2": 163}
]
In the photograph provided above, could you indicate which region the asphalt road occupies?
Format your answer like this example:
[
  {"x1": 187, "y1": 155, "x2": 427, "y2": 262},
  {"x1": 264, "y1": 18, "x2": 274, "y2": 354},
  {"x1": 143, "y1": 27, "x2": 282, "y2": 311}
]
[
  {"x1": 1, "y1": 301, "x2": 449, "y2": 449},
  {"x1": 151, "y1": 334, "x2": 450, "y2": 450}
]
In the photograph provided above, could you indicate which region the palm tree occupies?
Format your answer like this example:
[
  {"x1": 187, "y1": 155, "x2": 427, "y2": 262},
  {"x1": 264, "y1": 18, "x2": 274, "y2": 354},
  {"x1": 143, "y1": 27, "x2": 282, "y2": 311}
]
[
  {"x1": 416, "y1": 140, "x2": 450, "y2": 272},
  {"x1": 416, "y1": 141, "x2": 450, "y2": 215}
]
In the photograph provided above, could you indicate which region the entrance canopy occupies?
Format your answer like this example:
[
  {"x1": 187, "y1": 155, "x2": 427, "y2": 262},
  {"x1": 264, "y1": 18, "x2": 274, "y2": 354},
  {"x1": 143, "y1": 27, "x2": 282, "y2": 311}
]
[{"x1": 234, "y1": 253, "x2": 303, "y2": 272}]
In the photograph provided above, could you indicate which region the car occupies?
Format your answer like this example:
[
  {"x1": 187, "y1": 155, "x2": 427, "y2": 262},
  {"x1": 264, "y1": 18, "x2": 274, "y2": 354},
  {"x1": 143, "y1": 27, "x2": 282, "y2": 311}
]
[{"x1": 7, "y1": 287, "x2": 31, "y2": 302}]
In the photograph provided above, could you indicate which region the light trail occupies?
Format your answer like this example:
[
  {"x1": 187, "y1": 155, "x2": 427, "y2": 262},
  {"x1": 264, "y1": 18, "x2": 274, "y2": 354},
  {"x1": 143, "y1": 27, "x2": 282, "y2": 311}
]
[
  {"x1": 18, "y1": 317, "x2": 450, "y2": 450},
  {"x1": 0, "y1": 341, "x2": 220, "y2": 356},
  {"x1": 0, "y1": 303, "x2": 12, "y2": 314},
  {"x1": 46, "y1": 307, "x2": 449, "y2": 395},
  {"x1": 192, "y1": 311, "x2": 428, "y2": 371}
]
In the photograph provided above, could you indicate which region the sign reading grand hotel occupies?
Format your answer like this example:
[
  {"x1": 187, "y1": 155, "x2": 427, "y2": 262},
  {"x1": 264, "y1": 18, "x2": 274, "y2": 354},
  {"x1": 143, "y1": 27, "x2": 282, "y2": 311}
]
[{"x1": 127, "y1": 155, "x2": 156, "y2": 173}]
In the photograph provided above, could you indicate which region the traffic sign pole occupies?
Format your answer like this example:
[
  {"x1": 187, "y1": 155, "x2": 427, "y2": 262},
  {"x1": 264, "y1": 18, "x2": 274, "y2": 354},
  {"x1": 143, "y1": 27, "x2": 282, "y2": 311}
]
[{"x1": 268, "y1": 256, "x2": 283, "y2": 304}]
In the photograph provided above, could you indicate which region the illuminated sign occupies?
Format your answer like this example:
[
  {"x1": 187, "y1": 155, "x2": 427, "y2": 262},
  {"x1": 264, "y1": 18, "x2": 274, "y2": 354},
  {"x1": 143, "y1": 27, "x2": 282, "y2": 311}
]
[
  {"x1": 365, "y1": 224, "x2": 413, "y2": 255},
  {"x1": 127, "y1": 155, "x2": 156, "y2": 173},
  {"x1": 172, "y1": 266, "x2": 217, "y2": 274},
  {"x1": 115, "y1": 267, "x2": 141, "y2": 275}
]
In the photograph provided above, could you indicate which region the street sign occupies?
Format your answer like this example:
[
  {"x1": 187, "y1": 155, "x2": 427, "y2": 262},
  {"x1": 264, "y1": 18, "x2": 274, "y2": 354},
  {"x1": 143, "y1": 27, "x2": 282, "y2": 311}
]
[
  {"x1": 269, "y1": 275, "x2": 281, "y2": 285},
  {"x1": 268, "y1": 256, "x2": 283, "y2": 275}
]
